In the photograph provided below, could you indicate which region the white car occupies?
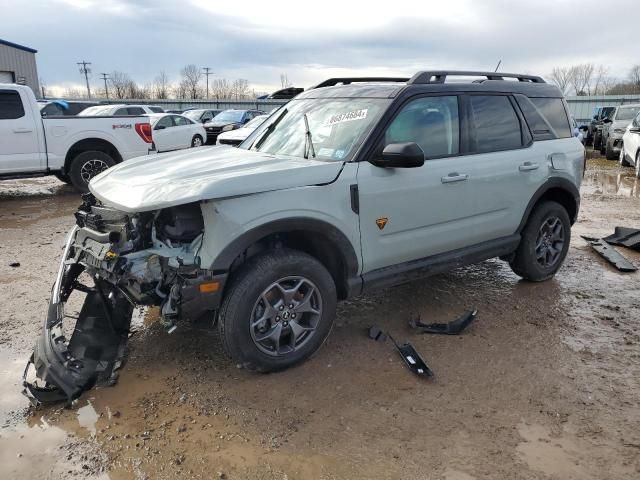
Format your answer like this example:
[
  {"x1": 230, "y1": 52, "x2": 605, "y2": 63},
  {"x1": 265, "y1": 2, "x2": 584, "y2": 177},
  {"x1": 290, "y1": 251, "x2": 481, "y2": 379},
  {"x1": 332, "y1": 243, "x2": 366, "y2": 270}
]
[
  {"x1": 149, "y1": 113, "x2": 207, "y2": 152},
  {"x1": 216, "y1": 114, "x2": 269, "y2": 146},
  {"x1": 620, "y1": 110, "x2": 640, "y2": 177},
  {"x1": 79, "y1": 104, "x2": 164, "y2": 116}
]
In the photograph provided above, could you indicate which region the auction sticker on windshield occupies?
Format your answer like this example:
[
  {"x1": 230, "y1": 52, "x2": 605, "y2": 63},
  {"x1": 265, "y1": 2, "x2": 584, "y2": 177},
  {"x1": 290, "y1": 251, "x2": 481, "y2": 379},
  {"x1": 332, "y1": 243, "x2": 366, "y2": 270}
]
[{"x1": 323, "y1": 109, "x2": 368, "y2": 127}]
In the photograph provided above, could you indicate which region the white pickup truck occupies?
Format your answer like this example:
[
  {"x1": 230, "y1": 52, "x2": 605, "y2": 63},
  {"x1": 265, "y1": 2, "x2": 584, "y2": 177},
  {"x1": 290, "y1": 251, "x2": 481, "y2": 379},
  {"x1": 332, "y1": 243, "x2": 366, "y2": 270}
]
[{"x1": 0, "y1": 84, "x2": 154, "y2": 192}]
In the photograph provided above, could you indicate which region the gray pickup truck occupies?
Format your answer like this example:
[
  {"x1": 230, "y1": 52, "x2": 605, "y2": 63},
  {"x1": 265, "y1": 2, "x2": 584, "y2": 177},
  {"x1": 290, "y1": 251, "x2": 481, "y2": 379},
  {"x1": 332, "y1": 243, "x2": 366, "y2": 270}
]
[{"x1": 24, "y1": 71, "x2": 584, "y2": 404}]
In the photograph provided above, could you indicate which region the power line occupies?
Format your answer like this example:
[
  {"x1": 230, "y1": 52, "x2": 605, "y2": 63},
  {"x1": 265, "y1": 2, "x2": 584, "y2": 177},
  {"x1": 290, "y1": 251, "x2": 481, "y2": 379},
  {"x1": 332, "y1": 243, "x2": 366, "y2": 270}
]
[
  {"x1": 77, "y1": 61, "x2": 92, "y2": 99},
  {"x1": 100, "y1": 73, "x2": 110, "y2": 99},
  {"x1": 202, "y1": 67, "x2": 213, "y2": 99}
]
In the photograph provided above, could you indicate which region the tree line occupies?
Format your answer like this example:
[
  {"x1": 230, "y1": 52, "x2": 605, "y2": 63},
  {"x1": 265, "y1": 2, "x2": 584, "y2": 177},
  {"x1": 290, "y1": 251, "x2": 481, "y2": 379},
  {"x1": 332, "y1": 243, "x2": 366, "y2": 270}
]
[
  {"x1": 61, "y1": 64, "x2": 264, "y2": 100},
  {"x1": 549, "y1": 64, "x2": 640, "y2": 96}
]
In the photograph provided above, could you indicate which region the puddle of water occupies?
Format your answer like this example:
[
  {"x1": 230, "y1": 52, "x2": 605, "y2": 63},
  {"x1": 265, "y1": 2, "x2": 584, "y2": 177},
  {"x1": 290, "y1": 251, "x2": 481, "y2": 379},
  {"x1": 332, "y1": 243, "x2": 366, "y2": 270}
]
[
  {"x1": 77, "y1": 401, "x2": 99, "y2": 436},
  {"x1": 582, "y1": 170, "x2": 640, "y2": 197}
]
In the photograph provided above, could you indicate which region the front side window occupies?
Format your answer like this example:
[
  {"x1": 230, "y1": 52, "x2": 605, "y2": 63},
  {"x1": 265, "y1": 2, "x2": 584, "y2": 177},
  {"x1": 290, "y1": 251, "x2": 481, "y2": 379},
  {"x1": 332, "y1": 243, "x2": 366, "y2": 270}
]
[
  {"x1": 469, "y1": 95, "x2": 523, "y2": 152},
  {"x1": 384, "y1": 96, "x2": 459, "y2": 158},
  {"x1": 127, "y1": 107, "x2": 145, "y2": 115},
  {"x1": 0, "y1": 91, "x2": 25, "y2": 119},
  {"x1": 173, "y1": 115, "x2": 190, "y2": 126},
  {"x1": 155, "y1": 116, "x2": 174, "y2": 129},
  {"x1": 614, "y1": 106, "x2": 640, "y2": 121},
  {"x1": 246, "y1": 98, "x2": 391, "y2": 161}
]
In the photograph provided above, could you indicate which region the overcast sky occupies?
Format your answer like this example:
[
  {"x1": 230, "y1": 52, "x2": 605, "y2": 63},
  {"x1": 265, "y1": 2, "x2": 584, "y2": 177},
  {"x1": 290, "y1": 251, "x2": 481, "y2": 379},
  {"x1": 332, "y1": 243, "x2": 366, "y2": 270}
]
[{"x1": 1, "y1": 0, "x2": 637, "y2": 95}]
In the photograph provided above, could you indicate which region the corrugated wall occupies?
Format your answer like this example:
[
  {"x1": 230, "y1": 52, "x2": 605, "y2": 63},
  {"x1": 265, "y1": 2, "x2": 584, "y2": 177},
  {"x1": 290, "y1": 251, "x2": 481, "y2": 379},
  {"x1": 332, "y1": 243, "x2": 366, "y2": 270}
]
[
  {"x1": 566, "y1": 95, "x2": 640, "y2": 124},
  {"x1": 0, "y1": 44, "x2": 40, "y2": 97}
]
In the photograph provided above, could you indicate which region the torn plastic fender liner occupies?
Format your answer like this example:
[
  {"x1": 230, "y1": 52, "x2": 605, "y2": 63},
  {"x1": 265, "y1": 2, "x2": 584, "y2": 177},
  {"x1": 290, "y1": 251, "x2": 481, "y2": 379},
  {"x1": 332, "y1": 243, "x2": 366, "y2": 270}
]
[
  {"x1": 581, "y1": 236, "x2": 638, "y2": 273},
  {"x1": 23, "y1": 226, "x2": 134, "y2": 406}
]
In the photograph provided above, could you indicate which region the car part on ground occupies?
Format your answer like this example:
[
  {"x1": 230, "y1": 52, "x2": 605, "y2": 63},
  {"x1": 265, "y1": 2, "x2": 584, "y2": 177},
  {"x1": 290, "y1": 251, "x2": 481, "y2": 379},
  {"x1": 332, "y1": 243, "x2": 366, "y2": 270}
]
[
  {"x1": 603, "y1": 227, "x2": 640, "y2": 250},
  {"x1": 409, "y1": 309, "x2": 478, "y2": 335},
  {"x1": 582, "y1": 236, "x2": 638, "y2": 272},
  {"x1": 368, "y1": 325, "x2": 388, "y2": 342},
  {"x1": 368, "y1": 326, "x2": 434, "y2": 378}
]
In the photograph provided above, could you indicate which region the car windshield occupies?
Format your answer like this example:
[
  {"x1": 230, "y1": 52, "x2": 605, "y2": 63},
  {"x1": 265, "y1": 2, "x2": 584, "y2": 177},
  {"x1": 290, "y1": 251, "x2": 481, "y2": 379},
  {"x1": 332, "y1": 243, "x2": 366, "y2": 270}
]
[
  {"x1": 183, "y1": 110, "x2": 204, "y2": 120},
  {"x1": 615, "y1": 106, "x2": 640, "y2": 121},
  {"x1": 244, "y1": 98, "x2": 390, "y2": 161},
  {"x1": 213, "y1": 111, "x2": 245, "y2": 123}
]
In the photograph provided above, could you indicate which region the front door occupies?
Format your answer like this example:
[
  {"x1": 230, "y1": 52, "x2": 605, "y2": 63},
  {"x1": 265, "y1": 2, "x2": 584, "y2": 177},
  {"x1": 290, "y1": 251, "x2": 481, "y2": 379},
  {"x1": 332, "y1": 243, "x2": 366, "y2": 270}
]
[{"x1": 0, "y1": 89, "x2": 42, "y2": 173}]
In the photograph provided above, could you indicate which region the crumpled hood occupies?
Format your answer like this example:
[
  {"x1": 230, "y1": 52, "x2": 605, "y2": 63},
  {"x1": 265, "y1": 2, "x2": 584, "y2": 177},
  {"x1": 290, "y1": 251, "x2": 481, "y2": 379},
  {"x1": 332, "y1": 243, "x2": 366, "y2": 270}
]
[{"x1": 90, "y1": 146, "x2": 344, "y2": 212}]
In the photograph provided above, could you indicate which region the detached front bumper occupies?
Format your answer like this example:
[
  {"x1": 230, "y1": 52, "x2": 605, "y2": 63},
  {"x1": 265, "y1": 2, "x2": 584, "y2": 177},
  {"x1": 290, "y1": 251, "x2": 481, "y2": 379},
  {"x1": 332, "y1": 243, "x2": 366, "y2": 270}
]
[{"x1": 23, "y1": 226, "x2": 133, "y2": 406}]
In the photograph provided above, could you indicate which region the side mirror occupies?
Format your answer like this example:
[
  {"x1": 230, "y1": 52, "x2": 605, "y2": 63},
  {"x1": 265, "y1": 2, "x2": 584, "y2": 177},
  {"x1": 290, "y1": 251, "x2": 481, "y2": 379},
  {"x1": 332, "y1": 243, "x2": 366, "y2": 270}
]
[
  {"x1": 371, "y1": 142, "x2": 425, "y2": 168},
  {"x1": 155, "y1": 125, "x2": 166, "y2": 130}
]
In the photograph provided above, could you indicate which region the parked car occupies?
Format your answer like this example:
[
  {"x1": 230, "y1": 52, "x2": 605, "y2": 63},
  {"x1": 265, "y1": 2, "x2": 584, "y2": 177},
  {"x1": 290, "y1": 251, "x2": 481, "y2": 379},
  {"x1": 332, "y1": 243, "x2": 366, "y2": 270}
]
[
  {"x1": 78, "y1": 104, "x2": 164, "y2": 116},
  {"x1": 148, "y1": 113, "x2": 206, "y2": 152},
  {"x1": 0, "y1": 84, "x2": 153, "y2": 192},
  {"x1": 216, "y1": 114, "x2": 269, "y2": 146},
  {"x1": 620, "y1": 110, "x2": 640, "y2": 177},
  {"x1": 183, "y1": 109, "x2": 222, "y2": 124},
  {"x1": 39, "y1": 100, "x2": 100, "y2": 116},
  {"x1": 590, "y1": 106, "x2": 615, "y2": 149},
  {"x1": 203, "y1": 109, "x2": 265, "y2": 144},
  {"x1": 600, "y1": 104, "x2": 640, "y2": 159},
  {"x1": 24, "y1": 70, "x2": 586, "y2": 404}
]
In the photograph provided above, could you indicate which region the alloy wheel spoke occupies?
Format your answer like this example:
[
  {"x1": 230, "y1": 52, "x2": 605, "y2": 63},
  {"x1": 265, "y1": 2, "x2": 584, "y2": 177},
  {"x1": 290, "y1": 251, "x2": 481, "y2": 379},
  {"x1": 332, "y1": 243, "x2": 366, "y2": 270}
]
[
  {"x1": 289, "y1": 319, "x2": 313, "y2": 344},
  {"x1": 293, "y1": 287, "x2": 320, "y2": 314},
  {"x1": 255, "y1": 322, "x2": 283, "y2": 350}
]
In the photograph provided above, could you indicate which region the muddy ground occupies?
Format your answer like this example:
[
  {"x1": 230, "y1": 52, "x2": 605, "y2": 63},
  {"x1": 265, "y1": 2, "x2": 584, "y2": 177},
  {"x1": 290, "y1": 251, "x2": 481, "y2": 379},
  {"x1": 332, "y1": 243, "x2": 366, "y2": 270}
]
[{"x1": 1, "y1": 156, "x2": 639, "y2": 480}]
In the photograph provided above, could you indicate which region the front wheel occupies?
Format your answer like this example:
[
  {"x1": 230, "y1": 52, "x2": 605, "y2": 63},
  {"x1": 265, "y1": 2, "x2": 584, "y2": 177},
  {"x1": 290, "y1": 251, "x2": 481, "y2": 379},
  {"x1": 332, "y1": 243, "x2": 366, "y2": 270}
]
[
  {"x1": 509, "y1": 201, "x2": 571, "y2": 282},
  {"x1": 605, "y1": 139, "x2": 617, "y2": 160},
  {"x1": 69, "y1": 150, "x2": 116, "y2": 193},
  {"x1": 218, "y1": 249, "x2": 337, "y2": 372},
  {"x1": 620, "y1": 145, "x2": 631, "y2": 167},
  {"x1": 191, "y1": 135, "x2": 203, "y2": 147}
]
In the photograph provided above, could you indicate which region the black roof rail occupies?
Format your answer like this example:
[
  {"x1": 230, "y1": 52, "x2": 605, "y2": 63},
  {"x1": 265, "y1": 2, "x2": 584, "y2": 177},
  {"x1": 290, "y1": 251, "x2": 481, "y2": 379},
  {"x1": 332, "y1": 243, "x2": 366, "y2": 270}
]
[
  {"x1": 408, "y1": 71, "x2": 546, "y2": 84},
  {"x1": 311, "y1": 77, "x2": 409, "y2": 89}
]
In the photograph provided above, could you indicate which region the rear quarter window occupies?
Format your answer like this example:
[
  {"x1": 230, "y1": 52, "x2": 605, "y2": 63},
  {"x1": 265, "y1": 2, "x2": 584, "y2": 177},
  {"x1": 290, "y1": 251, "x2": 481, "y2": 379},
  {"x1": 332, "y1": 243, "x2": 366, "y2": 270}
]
[
  {"x1": 0, "y1": 90, "x2": 25, "y2": 119},
  {"x1": 529, "y1": 98, "x2": 571, "y2": 138}
]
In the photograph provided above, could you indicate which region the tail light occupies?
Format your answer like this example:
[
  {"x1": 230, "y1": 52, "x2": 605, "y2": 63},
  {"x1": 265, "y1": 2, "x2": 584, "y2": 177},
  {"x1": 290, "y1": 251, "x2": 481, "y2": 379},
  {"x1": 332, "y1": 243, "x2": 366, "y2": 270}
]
[{"x1": 135, "y1": 123, "x2": 153, "y2": 143}]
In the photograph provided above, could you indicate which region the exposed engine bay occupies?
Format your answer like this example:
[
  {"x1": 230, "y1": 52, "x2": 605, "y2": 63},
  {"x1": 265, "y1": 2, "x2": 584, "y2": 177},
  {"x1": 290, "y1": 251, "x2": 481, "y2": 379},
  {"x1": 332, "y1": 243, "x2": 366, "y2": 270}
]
[{"x1": 24, "y1": 194, "x2": 224, "y2": 405}]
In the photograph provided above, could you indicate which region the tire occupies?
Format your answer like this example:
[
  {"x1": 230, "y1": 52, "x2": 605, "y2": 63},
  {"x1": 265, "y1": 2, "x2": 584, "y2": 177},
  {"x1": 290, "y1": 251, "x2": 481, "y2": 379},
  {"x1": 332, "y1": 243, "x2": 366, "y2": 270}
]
[
  {"x1": 54, "y1": 172, "x2": 72, "y2": 185},
  {"x1": 218, "y1": 248, "x2": 337, "y2": 372},
  {"x1": 69, "y1": 150, "x2": 116, "y2": 193},
  {"x1": 620, "y1": 145, "x2": 631, "y2": 167},
  {"x1": 509, "y1": 201, "x2": 571, "y2": 282},
  {"x1": 636, "y1": 152, "x2": 640, "y2": 179},
  {"x1": 191, "y1": 135, "x2": 203, "y2": 148},
  {"x1": 599, "y1": 135, "x2": 606, "y2": 155},
  {"x1": 593, "y1": 131, "x2": 601, "y2": 150},
  {"x1": 605, "y1": 139, "x2": 617, "y2": 160}
]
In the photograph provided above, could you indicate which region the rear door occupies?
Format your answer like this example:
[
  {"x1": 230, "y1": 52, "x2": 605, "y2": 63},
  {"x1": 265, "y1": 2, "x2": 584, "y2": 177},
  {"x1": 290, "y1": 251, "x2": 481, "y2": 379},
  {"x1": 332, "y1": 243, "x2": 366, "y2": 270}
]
[
  {"x1": 152, "y1": 115, "x2": 176, "y2": 152},
  {"x1": 0, "y1": 89, "x2": 42, "y2": 173},
  {"x1": 172, "y1": 115, "x2": 193, "y2": 148}
]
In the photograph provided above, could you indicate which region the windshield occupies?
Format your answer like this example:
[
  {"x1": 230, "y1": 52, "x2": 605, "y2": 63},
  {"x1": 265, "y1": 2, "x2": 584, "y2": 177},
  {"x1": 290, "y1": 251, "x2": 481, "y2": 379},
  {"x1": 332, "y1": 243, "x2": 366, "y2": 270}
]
[
  {"x1": 615, "y1": 106, "x2": 640, "y2": 121},
  {"x1": 244, "y1": 98, "x2": 390, "y2": 161},
  {"x1": 213, "y1": 110, "x2": 245, "y2": 123},
  {"x1": 183, "y1": 110, "x2": 204, "y2": 120}
]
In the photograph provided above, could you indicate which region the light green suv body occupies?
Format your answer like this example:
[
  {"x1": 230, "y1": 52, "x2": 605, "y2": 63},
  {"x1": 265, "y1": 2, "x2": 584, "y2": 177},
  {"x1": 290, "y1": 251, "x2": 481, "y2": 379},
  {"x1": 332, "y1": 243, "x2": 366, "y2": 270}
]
[{"x1": 26, "y1": 72, "x2": 585, "y2": 403}]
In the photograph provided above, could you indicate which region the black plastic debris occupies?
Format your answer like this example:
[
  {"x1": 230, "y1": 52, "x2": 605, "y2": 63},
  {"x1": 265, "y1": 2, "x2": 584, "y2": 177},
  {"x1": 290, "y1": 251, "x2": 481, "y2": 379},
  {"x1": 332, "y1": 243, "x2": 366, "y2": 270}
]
[
  {"x1": 368, "y1": 325, "x2": 387, "y2": 342},
  {"x1": 389, "y1": 335, "x2": 434, "y2": 378},
  {"x1": 603, "y1": 227, "x2": 640, "y2": 251},
  {"x1": 582, "y1": 236, "x2": 637, "y2": 273},
  {"x1": 409, "y1": 309, "x2": 478, "y2": 335},
  {"x1": 9, "y1": 261, "x2": 20, "y2": 267}
]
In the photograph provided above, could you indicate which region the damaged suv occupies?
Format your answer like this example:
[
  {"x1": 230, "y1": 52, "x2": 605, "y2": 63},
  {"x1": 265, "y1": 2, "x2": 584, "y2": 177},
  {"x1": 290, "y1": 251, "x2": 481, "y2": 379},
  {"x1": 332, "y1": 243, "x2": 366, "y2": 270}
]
[{"x1": 25, "y1": 71, "x2": 584, "y2": 404}]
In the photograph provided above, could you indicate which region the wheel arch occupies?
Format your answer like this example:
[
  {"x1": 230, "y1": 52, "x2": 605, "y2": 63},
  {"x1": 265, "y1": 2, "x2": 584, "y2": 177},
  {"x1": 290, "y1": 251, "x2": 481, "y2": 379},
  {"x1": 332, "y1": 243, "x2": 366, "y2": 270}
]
[
  {"x1": 517, "y1": 178, "x2": 580, "y2": 233},
  {"x1": 210, "y1": 218, "x2": 361, "y2": 300},
  {"x1": 64, "y1": 138, "x2": 123, "y2": 174}
]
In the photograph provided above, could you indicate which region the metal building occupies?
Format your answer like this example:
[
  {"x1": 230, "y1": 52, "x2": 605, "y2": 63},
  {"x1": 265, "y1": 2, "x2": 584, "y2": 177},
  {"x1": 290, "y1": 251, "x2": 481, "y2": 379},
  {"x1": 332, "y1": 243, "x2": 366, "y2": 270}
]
[
  {"x1": 566, "y1": 94, "x2": 640, "y2": 124},
  {"x1": 0, "y1": 39, "x2": 40, "y2": 97}
]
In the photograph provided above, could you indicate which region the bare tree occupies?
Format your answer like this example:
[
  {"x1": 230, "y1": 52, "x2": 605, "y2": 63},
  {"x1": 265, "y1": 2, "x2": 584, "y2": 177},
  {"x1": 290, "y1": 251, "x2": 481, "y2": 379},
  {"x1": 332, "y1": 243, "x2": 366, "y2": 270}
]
[
  {"x1": 211, "y1": 78, "x2": 231, "y2": 99},
  {"x1": 62, "y1": 87, "x2": 84, "y2": 99},
  {"x1": 568, "y1": 63, "x2": 595, "y2": 96},
  {"x1": 231, "y1": 79, "x2": 250, "y2": 99},
  {"x1": 280, "y1": 73, "x2": 291, "y2": 89},
  {"x1": 591, "y1": 65, "x2": 609, "y2": 95},
  {"x1": 180, "y1": 64, "x2": 203, "y2": 99},
  {"x1": 109, "y1": 71, "x2": 133, "y2": 99},
  {"x1": 549, "y1": 66, "x2": 573, "y2": 94},
  {"x1": 629, "y1": 65, "x2": 640, "y2": 93},
  {"x1": 153, "y1": 72, "x2": 170, "y2": 99}
]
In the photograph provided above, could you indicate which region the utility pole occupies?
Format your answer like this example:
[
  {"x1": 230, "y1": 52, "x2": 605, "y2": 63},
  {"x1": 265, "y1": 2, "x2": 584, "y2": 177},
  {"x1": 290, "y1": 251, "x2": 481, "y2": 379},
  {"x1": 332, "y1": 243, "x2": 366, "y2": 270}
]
[
  {"x1": 100, "y1": 73, "x2": 110, "y2": 99},
  {"x1": 202, "y1": 67, "x2": 213, "y2": 99},
  {"x1": 77, "y1": 60, "x2": 92, "y2": 98}
]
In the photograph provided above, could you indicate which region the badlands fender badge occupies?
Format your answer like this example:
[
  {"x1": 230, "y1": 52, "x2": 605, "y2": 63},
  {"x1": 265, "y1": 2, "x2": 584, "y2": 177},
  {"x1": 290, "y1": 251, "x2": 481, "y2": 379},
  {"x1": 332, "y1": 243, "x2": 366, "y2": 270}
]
[{"x1": 376, "y1": 217, "x2": 388, "y2": 230}]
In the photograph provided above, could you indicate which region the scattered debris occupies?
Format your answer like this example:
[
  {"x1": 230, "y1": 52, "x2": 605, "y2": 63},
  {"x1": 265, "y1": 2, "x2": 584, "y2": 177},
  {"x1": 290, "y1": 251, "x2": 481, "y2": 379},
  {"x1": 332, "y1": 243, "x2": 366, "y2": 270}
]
[
  {"x1": 409, "y1": 309, "x2": 478, "y2": 335},
  {"x1": 389, "y1": 335, "x2": 434, "y2": 378},
  {"x1": 582, "y1": 236, "x2": 638, "y2": 272},
  {"x1": 603, "y1": 226, "x2": 640, "y2": 251},
  {"x1": 9, "y1": 261, "x2": 20, "y2": 267},
  {"x1": 368, "y1": 325, "x2": 387, "y2": 342}
]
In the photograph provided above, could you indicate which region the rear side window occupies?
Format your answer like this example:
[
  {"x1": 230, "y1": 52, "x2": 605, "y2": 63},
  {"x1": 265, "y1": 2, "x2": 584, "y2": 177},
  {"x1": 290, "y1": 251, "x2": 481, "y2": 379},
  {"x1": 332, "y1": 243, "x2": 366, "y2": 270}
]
[
  {"x1": 469, "y1": 95, "x2": 523, "y2": 152},
  {"x1": 149, "y1": 106, "x2": 164, "y2": 113},
  {"x1": 0, "y1": 90, "x2": 25, "y2": 119},
  {"x1": 529, "y1": 98, "x2": 571, "y2": 138},
  {"x1": 127, "y1": 107, "x2": 145, "y2": 115}
]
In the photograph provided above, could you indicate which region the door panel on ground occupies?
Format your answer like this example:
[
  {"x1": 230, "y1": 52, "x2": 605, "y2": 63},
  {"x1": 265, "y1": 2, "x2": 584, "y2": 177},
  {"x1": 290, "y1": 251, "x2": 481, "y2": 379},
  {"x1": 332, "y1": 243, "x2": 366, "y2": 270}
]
[
  {"x1": 358, "y1": 95, "x2": 482, "y2": 273},
  {"x1": 0, "y1": 89, "x2": 42, "y2": 173}
]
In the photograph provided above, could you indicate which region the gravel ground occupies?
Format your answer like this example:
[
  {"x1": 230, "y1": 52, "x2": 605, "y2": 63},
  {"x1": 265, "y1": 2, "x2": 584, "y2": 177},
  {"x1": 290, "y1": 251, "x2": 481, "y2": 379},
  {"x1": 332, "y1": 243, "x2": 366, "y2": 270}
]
[{"x1": 0, "y1": 156, "x2": 639, "y2": 480}]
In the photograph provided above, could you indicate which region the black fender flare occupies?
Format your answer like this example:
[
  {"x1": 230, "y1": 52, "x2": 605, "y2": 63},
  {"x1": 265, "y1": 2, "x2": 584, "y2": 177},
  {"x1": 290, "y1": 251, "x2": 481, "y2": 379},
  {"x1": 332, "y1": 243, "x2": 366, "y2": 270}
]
[
  {"x1": 209, "y1": 217, "x2": 360, "y2": 279},
  {"x1": 516, "y1": 177, "x2": 580, "y2": 233}
]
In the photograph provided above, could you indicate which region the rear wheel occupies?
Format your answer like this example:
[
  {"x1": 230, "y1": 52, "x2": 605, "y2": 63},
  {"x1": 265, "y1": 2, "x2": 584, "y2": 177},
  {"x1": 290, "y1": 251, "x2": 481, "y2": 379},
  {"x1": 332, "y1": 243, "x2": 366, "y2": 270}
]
[
  {"x1": 54, "y1": 172, "x2": 72, "y2": 185},
  {"x1": 509, "y1": 201, "x2": 571, "y2": 281},
  {"x1": 620, "y1": 145, "x2": 631, "y2": 167},
  {"x1": 593, "y1": 131, "x2": 601, "y2": 150},
  {"x1": 218, "y1": 249, "x2": 337, "y2": 372},
  {"x1": 68, "y1": 150, "x2": 115, "y2": 193},
  {"x1": 191, "y1": 135, "x2": 203, "y2": 147}
]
